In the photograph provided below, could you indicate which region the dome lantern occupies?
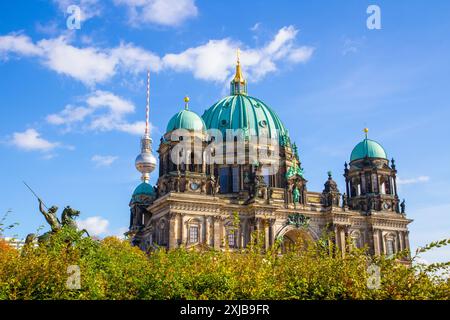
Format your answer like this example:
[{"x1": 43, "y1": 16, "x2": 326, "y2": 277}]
[{"x1": 230, "y1": 48, "x2": 247, "y2": 95}]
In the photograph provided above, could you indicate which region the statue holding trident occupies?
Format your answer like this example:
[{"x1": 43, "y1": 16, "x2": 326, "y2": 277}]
[{"x1": 23, "y1": 182, "x2": 89, "y2": 244}]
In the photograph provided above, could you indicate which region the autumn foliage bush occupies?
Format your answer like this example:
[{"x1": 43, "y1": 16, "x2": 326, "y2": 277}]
[{"x1": 0, "y1": 226, "x2": 449, "y2": 300}]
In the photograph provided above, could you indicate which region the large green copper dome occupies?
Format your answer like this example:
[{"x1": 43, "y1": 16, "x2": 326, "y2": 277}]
[
  {"x1": 350, "y1": 138, "x2": 387, "y2": 162},
  {"x1": 166, "y1": 108, "x2": 206, "y2": 133},
  {"x1": 201, "y1": 95, "x2": 289, "y2": 141}
]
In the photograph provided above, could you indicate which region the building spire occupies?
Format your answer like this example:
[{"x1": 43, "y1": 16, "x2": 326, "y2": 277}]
[
  {"x1": 135, "y1": 69, "x2": 156, "y2": 183},
  {"x1": 145, "y1": 69, "x2": 150, "y2": 136},
  {"x1": 230, "y1": 48, "x2": 247, "y2": 95}
]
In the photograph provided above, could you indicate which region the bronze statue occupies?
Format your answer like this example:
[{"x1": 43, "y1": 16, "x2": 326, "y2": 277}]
[
  {"x1": 292, "y1": 187, "x2": 300, "y2": 204},
  {"x1": 400, "y1": 199, "x2": 406, "y2": 214},
  {"x1": 342, "y1": 193, "x2": 348, "y2": 208},
  {"x1": 39, "y1": 199, "x2": 61, "y2": 232},
  {"x1": 25, "y1": 199, "x2": 89, "y2": 245}
]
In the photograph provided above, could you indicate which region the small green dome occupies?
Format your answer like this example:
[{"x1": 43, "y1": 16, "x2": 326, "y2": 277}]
[
  {"x1": 201, "y1": 95, "x2": 289, "y2": 141},
  {"x1": 166, "y1": 109, "x2": 206, "y2": 133},
  {"x1": 350, "y1": 138, "x2": 388, "y2": 162},
  {"x1": 132, "y1": 182, "x2": 155, "y2": 197}
]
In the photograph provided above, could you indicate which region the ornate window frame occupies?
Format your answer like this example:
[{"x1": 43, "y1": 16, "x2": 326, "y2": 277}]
[
  {"x1": 186, "y1": 218, "x2": 201, "y2": 245},
  {"x1": 350, "y1": 230, "x2": 363, "y2": 249},
  {"x1": 158, "y1": 218, "x2": 168, "y2": 245},
  {"x1": 224, "y1": 221, "x2": 239, "y2": 248},
  {"x1": 383, "y1": 232, "x2": 397, "y2": 257}
]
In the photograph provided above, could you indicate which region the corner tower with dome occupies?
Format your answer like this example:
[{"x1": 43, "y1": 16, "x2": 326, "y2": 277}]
[{"x1": 129, "y1": 56, "x2": 412, "y2": 259}]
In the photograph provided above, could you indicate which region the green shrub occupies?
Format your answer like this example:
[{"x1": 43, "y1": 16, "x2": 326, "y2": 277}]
[{"x1": 0, "y1": 227, "x2": 448, "y2": 300}]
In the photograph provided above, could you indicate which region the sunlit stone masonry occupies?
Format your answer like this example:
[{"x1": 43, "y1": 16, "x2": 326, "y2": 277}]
[{"x1": 127, "y1": 55, "x2": 411, "y2": 259}]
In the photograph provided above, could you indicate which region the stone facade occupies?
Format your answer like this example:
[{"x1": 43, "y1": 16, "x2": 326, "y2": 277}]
[
  {"x1": 129, "y1": 130, "x2": 412, "y2": 258},
  {"x1": 128, "y1": 61, "x2": 412, "y2": 259}
]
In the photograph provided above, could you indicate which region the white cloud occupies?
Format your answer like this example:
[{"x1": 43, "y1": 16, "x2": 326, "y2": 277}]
[
  {"x1": 77, "y1": 216, "x2": 109, "y2": 236},
  {"x1": 86, "y1": 90, "x2": 135, "y2": 114},
  {"x1": 163, "y1": 25, "x2": 314, "y2": 82},
  {"x1": 163, "y1": 39, "x2": 236, "y2": 82},
  {"x1": 111, "y1": 43, "x2": 162, "y2": 74},
  {"x1": 91, "y1": 155, "x2": 118, "y2": 167},
  {"x1": 53, "y1": 0, "x2": 102, "y2": 22},
  {"x1": 0, "y1": 34, "x2": 43, "y2": 59},
  {"x1": 287, "y1": 47, "x2": 316, "y2": 63},
  {"x1": 0, "y1": 34, "x2": 158, "y2": 85},
  {"x1": 115, "y1": 0, "x2": 198, "y2": 27},
  {"x1": 0, "y1": 25, "x2": 314, "y2": 85},
  {"x1": 10, "y1": 129, "x2": 59, "y2": 152},
  {"x1": 46, "y1": 105, "x2": 93, "y2": 125},
  {"x1": 38, "y1": 37, "x2": 117, "y2": 86},
  {"x1": 397, "y1": 176, "x2": 430, "y2": 185},
  {"x1": 47, "y1": 90, "x2": 148, "y2": 135}
]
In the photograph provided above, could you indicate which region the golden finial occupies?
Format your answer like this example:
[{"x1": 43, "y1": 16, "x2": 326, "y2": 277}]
[
  {"x1": 184, "y1": 96, "x2": 190, "y2": 110},
  {"x1": 364, "y1": 128, "x2": 369, "y2": 138},
  {"x1": 233, "y1": 48, "x2": 245, "y2": 84}
]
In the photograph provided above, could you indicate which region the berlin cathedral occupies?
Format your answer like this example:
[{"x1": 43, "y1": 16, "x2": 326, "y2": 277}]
[{"x1": 128, "y1": 55, "x2": 412, "y2": 258}]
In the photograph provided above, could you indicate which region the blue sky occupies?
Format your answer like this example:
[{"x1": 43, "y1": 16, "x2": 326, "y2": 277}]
[{"x1": 0, "y1": 0, "x2": 449, "y2": 263}]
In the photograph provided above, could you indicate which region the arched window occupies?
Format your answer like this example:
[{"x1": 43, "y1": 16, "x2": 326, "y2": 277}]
[
  {"x1": 226, "y1": 228, "x2": 238, "y2": 248},
  {"x1": 158, "y1": 220, "x2": 167, "y2": 245},
  {"x1": 187, "y1": 219, "x2": 201, "y2": 244},
  {"x1": 384, "y1": 233, "x2": 396, "y2": 257},
  {"x1": 189, "y1": 225, "x2": 199, "y2": 243},
  {"x1": 386, "y1": 239, "x2": 395, "y2": 257},
  {"x1": 350, "y1": 231, "x2": 362, "y2": 249}
]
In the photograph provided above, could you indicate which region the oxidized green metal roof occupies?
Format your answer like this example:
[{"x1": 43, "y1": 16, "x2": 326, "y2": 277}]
[
  {"x1": 201, "y1": 95, "x2": 289, "y2": 141},
  {"x1": 132, "y1": 182, "x2": 155, "y2": 197},
  {"x1": 166, "y1": 109, "x2": 206, "y2": 133},
  {"x1": 350, "y1": 138, "x2": 387, "y2": 162}
]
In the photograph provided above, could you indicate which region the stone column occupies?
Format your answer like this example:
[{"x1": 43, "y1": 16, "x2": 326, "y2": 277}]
[
  {"x1": 340, "y1": 227, "x2": 346, "y2": 257},
  {"x1": 240, "y1": 219, "x2": 246, "y2": 248},
  {"x1": 345, "y1": 179, "x2": 350, "y2": 199},
  {"x1": 213, "y1": 216, "x2": 221, "y2": 249},
  {"x1": 181, "y1": 214, "x2": 187, "y2": 245},
  {"x1": 204, "y1": 216, "x2": 210, "y2": 246},
  {"x1": 373, "y1": 229, "x2": 380, "y2": 255},
  {"x1": 169, "y1": 213, "x2": 178, "y2": 249},
  {"x1": 269, "y1": 219, "x2": 275, "y2": 247},
  {"x1": 393, "y1": 176, "x2": 398, "y2": 197},
  {"x1": 255, "y1": 218, "x2": 261, "y2": 244},
  {"x1": 404, "y1": 231, "x2": 410, "y2": 252},
  {"x1": 264, "y1": 220, "x2": 270, "y2": 250},
  {"x1": 334, "y1": 225, "x2": 340, "y2": 252},
  {"x1": 398, "y1": 231, "x2": 404, "y2": 251}
]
